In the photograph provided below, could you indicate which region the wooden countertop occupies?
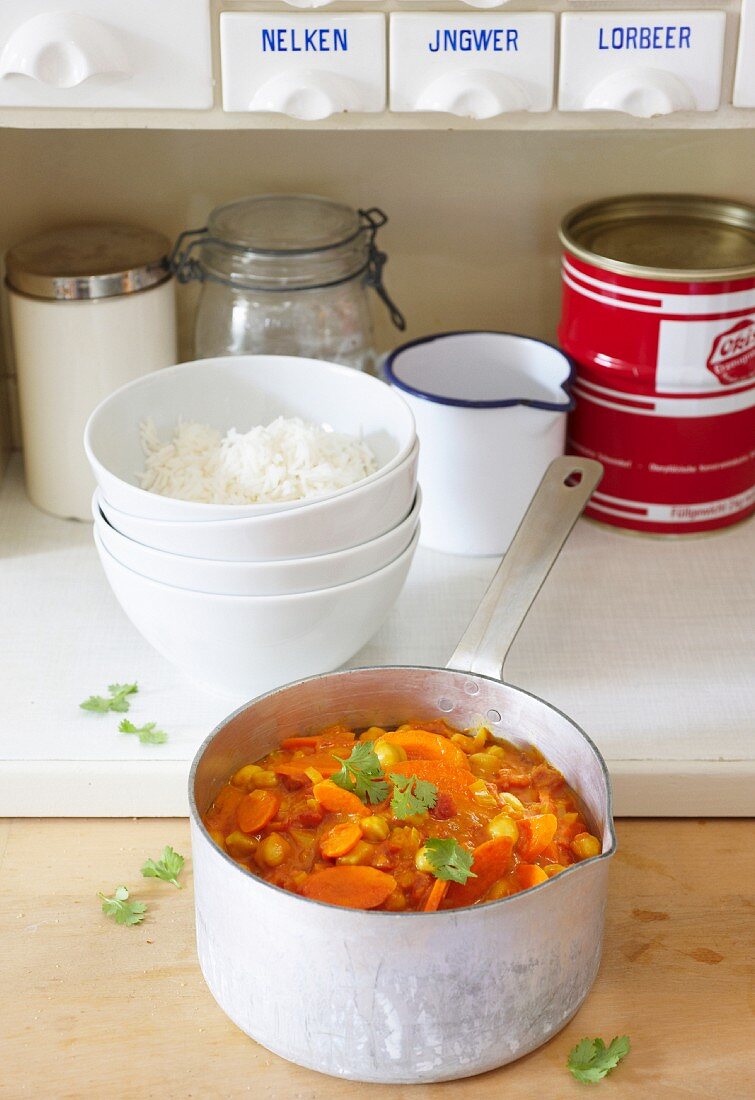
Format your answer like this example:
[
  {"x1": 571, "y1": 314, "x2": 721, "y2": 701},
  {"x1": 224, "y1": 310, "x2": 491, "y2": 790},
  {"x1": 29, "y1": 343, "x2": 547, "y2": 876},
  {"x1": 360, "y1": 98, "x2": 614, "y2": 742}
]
[{"x1": 1, "y1": 818, "x2": 752, "y2": 1098}]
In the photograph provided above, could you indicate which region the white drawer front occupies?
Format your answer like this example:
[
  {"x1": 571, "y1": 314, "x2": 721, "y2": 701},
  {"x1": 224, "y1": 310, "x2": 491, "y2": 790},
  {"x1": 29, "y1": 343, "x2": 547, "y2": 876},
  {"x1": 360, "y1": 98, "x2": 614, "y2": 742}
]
[
  {"x1": 390, "y1": 13, "x2": 555, "y2": 117},
  {"x1": 0, "y1": 0, "x2": 212, "y2": 109},
  {"x1": 559, "y1": 11, "x2": 726, "y2": 117},
  {"x1": 220, "y1": 12, "x2": 386, "y2": 119}
]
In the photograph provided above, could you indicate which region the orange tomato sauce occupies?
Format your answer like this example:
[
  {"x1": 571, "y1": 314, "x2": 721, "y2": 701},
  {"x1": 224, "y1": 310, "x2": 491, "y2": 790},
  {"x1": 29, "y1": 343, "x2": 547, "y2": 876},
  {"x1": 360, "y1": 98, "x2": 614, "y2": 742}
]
[{"x1": 202, "y1": 718, "x2": 601, "y2": 912}]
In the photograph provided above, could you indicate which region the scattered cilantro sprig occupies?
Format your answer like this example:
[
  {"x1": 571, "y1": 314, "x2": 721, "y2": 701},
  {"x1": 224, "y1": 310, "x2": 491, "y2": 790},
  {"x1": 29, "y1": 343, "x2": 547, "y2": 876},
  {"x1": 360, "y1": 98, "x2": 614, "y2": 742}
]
[
  {"x1": 423, "y1": 837, "x2": 476, "y2": 885},
  {"x1": 141, "y1": 846, "x2": 185, "y2": 888},
  {"x1": 567, "y1": 1036, "x2": 631, "y2": 1084},
  {"x1": 390, "y1": 774, "x2": 438, "y2": 819},
  {"x1": 81, "y1": 682, "x2": 138, "y2": 714},
  {"x1": 119, "y1": 719, "x2": 168, "y2": 745},
  {"x1": 98, "y1": 886, "x2": 147, "y2": 927},
  {"x1": 331, "y1": 743, "x2": 390, "y2": 805}
]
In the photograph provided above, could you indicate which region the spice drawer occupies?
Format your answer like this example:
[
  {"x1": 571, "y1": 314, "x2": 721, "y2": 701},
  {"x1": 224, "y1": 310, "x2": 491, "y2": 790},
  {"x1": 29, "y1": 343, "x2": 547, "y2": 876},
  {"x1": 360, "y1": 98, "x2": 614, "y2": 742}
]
[
  {"x1": 558, "y1": 11, "x2": 726, "y2": 116},
  {"x1": 220, "y1": 12, "x2": 386, "y2": 119},
  {"x1": 390, "y1": 13, "x2": 556, "y2": 118},
  {"x1": 0, "y1": 0, "x2": 212, "y2": 109}
]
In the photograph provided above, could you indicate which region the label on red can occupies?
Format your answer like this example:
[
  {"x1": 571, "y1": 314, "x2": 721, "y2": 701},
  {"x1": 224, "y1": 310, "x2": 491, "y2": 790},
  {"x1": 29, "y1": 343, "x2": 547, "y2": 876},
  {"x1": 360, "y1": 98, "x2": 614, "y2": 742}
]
[
  {"x1": 560, "y1": 252, "x2": 755, "y2": 534},
  {"x1": 706, "y1": 319, "x2": 755, "y2": 385}
]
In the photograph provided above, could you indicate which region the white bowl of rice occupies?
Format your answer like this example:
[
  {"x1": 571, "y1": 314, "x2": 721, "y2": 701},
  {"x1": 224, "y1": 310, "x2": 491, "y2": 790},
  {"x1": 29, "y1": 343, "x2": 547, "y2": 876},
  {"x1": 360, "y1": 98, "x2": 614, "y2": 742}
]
[{"x1": 84, "y1": 356, "x2": 416, "y2": 524}]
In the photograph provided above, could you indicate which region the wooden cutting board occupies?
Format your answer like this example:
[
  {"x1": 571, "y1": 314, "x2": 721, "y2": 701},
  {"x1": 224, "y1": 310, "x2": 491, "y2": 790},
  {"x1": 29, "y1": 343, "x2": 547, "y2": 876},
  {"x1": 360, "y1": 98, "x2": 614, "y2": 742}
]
[{"x1": 1, "y1": 456, "x2": 752, "y2": 817}]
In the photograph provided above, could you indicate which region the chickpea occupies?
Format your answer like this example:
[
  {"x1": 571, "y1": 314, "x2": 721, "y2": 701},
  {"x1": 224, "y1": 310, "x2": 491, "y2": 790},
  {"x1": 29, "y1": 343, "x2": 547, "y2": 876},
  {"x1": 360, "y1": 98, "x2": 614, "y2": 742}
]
[
  {"x1": 250, "y1": 770, "x2": 278, "y2": 789},
  {"x1": 231, "y1": 763, "x2": 262, "y2": 788},
  {"x1": 543, "y1": 864, "x2": 566, "y2": 878},
  {"x1": 486, "y1": 744, "x2": 506, "y2": 759},
  {"x1": 361, "y1": 815, "x2": 390, "y2": 842},
  {"x1": 415, "y1": 846, "x2": 435, "y2": 875},
  {"x1": 499, "y1": 792, "x2": 525, "y2": 818},
  {"x1": 486, "y1": 813, "x2": 519, "y2": 844},
  {"x1": 451, "y1": 726, "x2": 487, "y2": 754},
  {"x1": 256, "y1": 832, "x2": 291, "y2": 868},
  {"x1": 337, "y1": 841, "x2": 376, "y2": 866},
  {"x1": 374, "y1": 740, "x2": 408, "y2": 768},
  {"x1": 384, "y1": 889, "x2": 407, "y2": 911},
  {"x1": 571, "y1": 833, "x2": 601, "y2": 861},
  {"x1": 488, "y1": 879, "x2": 510, "y2": 901},
  {"x1": 469, "y1": 752, "x2": 500, "y2": 778},
  {"x1": 225, "y1": 831, "x2": 259, "y2": 859},
  {"x1": 361, "y1": 726, "x2": 387, "y2": 742}
]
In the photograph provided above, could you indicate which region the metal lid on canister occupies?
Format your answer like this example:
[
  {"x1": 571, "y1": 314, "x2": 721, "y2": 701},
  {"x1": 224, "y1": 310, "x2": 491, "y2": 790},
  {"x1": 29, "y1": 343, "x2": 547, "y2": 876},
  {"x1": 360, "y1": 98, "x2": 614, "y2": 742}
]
[
  {"x1": 559, "y1": 194, "x2": 755, "y2": 282},
  {"x1": 6, "y1": 224, "x2": 172, "y2": 300}
]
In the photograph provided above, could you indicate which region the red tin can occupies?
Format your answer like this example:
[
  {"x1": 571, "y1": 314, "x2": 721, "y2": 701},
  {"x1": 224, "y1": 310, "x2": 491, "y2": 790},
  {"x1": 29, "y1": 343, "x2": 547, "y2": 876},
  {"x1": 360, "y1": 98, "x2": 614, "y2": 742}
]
[{"x1": 559, "y1": 194, "x2": 755, "y2": 535}]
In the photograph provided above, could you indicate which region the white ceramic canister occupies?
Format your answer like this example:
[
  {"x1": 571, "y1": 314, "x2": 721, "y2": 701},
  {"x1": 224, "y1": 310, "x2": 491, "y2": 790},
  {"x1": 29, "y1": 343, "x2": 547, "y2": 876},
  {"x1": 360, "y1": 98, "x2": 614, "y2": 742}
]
[
  {"x1": 6, "y1": 224, "x2": 177, "y2": 520},
  {"x1": 384, "y1": 331, "x2": 574, "y2": 555}
]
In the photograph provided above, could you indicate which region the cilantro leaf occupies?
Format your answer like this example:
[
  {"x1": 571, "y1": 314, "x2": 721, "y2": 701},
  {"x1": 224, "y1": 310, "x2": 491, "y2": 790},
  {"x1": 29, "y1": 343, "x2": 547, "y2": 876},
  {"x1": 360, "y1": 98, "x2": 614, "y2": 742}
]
[
  {"x1": 567, "y1": 1036, "x2": 631, "y2": 1084},
  {"x1": 80, "y1": 695, "x2": 115, "y2": 713},
  {"x1": 118, "y1": 719, "x2": 168, "y2": 745},
  {"x1": 331, "y1": 742, "x2": 390, "y2": 805},
  {"x1": 423, "y1": 838, "x2": 476, "y2": 884},
  {"x1": 141, "y1": 845, "x2": 185, "y2": 889},
  {"x1": 81, "y1": 682, "x2": 138, "y2": 714},
  {"x1": 98, "y1": 886, "x2": 147, "y2": 927},
  {"x1": 390, "y1": 773, "x2": 438, "y2": 819}
]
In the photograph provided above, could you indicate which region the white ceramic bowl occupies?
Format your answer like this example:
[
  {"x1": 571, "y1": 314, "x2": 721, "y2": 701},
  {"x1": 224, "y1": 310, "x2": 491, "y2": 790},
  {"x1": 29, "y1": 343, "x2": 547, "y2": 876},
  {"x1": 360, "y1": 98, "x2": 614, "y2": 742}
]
[
  {"x1": 85, "y1": 356, "x2": 416, "y2": 522},
  {"x1": 97, "y1": 440, "x2": 419, "y2": 562},
  {"x1": 94, "y1": 489, "x2": 421, "y2": 597},
  {"x1": 94, "y1": 526, "x2": 420, "y2": 699}
]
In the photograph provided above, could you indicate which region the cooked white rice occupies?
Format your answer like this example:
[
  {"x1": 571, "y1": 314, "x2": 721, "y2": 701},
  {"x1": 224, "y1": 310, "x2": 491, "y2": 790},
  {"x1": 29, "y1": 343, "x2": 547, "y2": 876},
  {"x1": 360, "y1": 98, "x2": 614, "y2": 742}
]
[{"x1": 138, "y1": 416, "x2": 378, "y2": 505}]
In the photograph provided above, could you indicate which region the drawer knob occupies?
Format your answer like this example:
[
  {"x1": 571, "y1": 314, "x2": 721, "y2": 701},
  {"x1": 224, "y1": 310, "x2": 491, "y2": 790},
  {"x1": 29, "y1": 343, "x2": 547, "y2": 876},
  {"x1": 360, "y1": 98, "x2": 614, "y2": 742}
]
[{"x1": 0, "y1": 11, "x2": 131, "y2": 89}]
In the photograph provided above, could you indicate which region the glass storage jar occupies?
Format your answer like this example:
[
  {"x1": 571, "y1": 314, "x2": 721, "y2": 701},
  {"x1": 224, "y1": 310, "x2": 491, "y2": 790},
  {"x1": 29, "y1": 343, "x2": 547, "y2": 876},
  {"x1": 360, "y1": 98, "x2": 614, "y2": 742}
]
[{"x1": 172, "y1": 195, "x2": 405, "y2": 372}]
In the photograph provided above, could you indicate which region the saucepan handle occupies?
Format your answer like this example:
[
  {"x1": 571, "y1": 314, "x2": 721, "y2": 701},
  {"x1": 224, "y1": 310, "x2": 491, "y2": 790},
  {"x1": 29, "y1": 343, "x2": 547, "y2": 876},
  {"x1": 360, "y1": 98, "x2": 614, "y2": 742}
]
[{"x1": 446, "y1": 456, "x2": 603, "y2": 681}]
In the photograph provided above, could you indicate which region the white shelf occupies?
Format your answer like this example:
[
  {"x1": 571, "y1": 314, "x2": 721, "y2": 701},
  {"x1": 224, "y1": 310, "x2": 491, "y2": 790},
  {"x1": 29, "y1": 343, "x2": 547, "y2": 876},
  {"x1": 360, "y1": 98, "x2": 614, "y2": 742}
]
[
  {"x1": 0, "y1": 0, "x2": 750, "y2": 131},
  {"x1": 1, "y1": 454, "x2": 753, "y2": 817}
]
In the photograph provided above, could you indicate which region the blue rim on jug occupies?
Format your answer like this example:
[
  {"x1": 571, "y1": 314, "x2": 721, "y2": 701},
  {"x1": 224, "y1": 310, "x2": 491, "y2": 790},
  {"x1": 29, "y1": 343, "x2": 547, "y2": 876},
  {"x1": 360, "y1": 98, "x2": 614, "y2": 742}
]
[{"x1": 384, "y1": 330, "x2": 576, "y2": 411}]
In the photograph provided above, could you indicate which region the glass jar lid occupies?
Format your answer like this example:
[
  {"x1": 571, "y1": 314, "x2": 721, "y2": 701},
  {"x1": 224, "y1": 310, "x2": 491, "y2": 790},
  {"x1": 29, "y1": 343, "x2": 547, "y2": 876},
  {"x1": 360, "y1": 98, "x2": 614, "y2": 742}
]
[
  {"x1": 171, "y1": 195, "x2": 406, "y2": 330},
  {"x1": 6, "y1": 224, "x2": 172, "y2": 301},
  {"x1": 207, "y1": 194, "x2": 364, "y2": 255}
]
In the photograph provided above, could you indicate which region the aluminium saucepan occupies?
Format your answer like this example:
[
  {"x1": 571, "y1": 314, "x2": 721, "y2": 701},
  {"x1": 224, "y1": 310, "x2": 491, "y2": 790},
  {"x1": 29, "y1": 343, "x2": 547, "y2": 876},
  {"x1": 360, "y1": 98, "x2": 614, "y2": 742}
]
[{"x1": 189, "y1": 455, "x2": 616, "y2": 1084}]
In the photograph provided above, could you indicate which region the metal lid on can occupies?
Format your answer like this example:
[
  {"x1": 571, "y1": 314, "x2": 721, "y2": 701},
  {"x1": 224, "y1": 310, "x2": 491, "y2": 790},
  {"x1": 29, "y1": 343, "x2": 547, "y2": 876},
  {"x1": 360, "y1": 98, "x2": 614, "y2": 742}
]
[
  {"x1": 6, "y1": 224, "x2": 172, "y2": 300},
  {"x1": 559, "y1": 194, "x2": 755, "y2": 282}
]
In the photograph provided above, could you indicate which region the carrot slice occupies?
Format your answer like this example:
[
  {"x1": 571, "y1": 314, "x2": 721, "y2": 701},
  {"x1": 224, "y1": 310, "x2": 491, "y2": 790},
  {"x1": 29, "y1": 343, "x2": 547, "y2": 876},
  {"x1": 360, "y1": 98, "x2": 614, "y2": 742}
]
[
  {"x1": 205, "y1": 784, "x2": 245, "y2": 832},
  {"x1": 274, "y1": 753, "x2": 341, "y2": 779},
  {"x1": 280, "y1": 736, "x2": 321, "y2": 751},
  {"x1": 379, "y1": 729, "x2": 470, "y2": 768},
  {"x1": 423, "y1": 878, "x2": 450, "y2": 912},
  {"x1": 445, "y1": 837, "x2": 515, "y2": 909},
  {"x1": 312, "y1": 780, "x2": 369, "y2": 817},
  {"x1": 320, "y1": 822, "x2": 363, "y2": 859},
  {"x1": 236, "y1": 790, "x2": 280, "y2": 834},
  {"x1": 302, "y1": 866, "x2": 397, "y2": 910},
  {"x1": 388, "y1": 759, "x2": 476, "y2": 802},
  {"x1": 516, "y1": 864, "x2": 549, "y2": 890},
  {"x1": 516, "y1": 814, "x2": 558, "y2": 861}
]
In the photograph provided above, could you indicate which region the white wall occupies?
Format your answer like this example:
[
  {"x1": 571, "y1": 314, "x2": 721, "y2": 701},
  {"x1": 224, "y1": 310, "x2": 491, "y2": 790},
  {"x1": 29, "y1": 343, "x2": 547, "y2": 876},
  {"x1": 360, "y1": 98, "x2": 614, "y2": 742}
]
[{"x1": 2, "y1": 125, "x2": 754, "y2": 461}]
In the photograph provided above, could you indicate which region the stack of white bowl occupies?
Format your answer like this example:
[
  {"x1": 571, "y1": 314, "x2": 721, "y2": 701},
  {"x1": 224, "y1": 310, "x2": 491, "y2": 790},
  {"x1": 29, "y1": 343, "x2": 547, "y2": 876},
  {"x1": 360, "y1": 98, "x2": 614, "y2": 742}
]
[{"x1": 84, "y1": 357, "x2": 419, "y2": 699}]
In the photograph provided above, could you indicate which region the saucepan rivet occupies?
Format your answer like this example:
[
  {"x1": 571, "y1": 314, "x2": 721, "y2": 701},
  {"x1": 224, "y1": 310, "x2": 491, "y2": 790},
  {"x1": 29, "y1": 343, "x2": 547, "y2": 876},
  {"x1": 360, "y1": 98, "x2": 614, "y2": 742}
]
[
  {"x1": 437, "y1": 697, "x2": 454, "y2": 713},
  {"x1": 464, "y1": 681, "x2": 480, "y2": 696},
  {"x1": 486, "y1": 708, "x2": 502, "y2": 723}
]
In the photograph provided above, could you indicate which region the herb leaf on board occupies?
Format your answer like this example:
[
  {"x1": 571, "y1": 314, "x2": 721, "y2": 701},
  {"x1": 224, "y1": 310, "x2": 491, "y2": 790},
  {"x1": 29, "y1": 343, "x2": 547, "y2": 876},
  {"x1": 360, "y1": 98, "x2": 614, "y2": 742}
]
[
  {"x1": 118, "y1": 719, "x2": 168, "y2": 745},
  {"x1": 567, "y1": 1036, "x2": 631, "y2": 1084},
  {"x1": 98, "y1": 886, "x2": 147, "y2": 927},
  {"x1": 141, "y1": 846, "x2": 185, "y2": 888},
  {"x1": 81, "y1": 682, "x2": 138, "y2": 714}
]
